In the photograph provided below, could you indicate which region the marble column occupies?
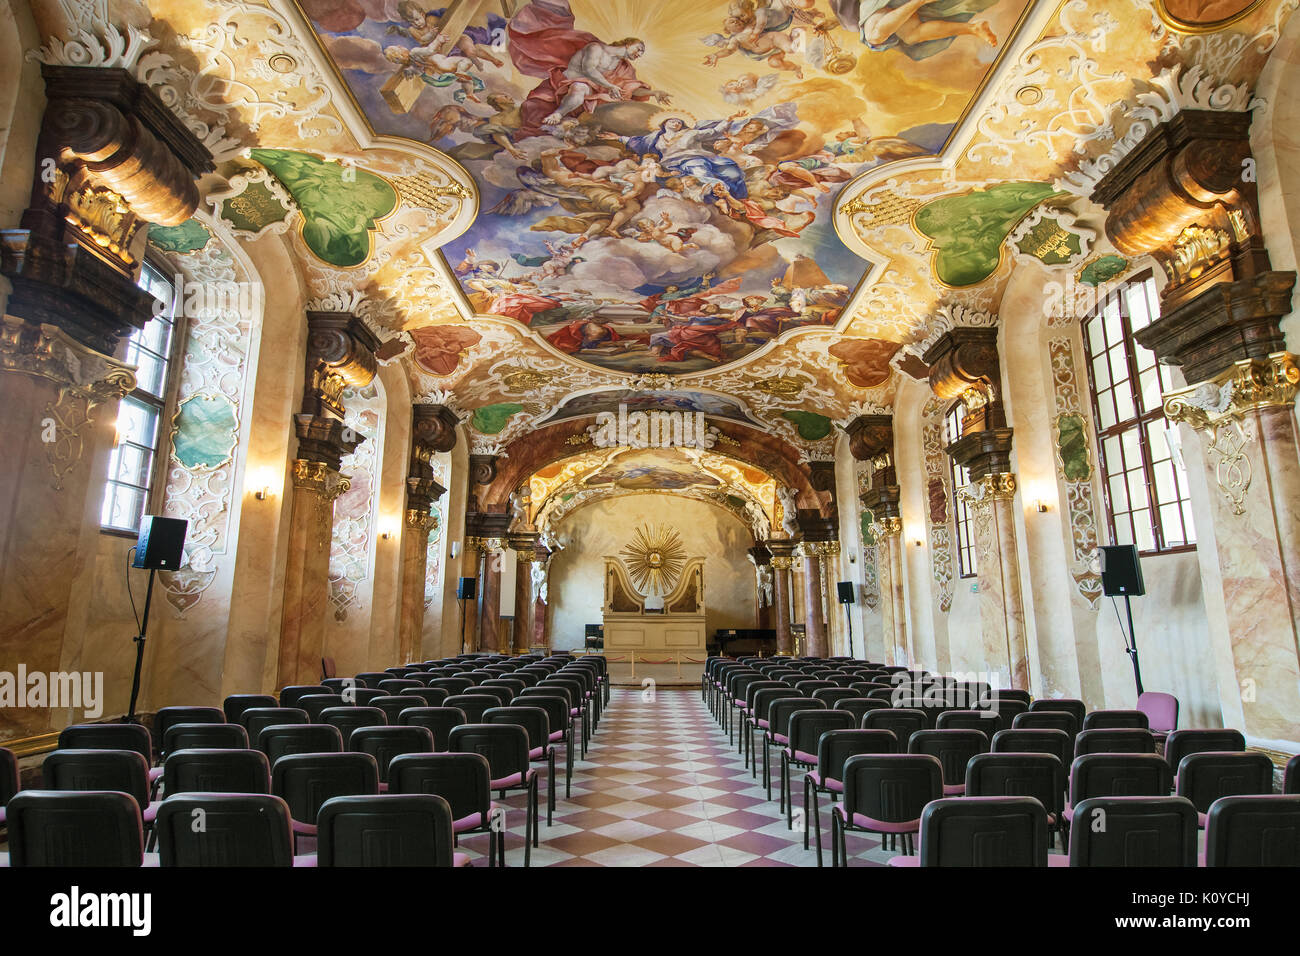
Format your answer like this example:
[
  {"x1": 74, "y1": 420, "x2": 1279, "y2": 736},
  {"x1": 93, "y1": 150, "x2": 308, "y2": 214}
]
[
  {"x1": 510, "y1": 533, "x2": 540, "y2": 654},
  {"x1": 278, "y1": 459, "x2": 352, "y2": 687},
  {"x1": 747, "y1": 544, "x2": 773, "y2": 630},
  {"x1": 873, "y1": 517, "x2": 908, "y2": 667},
  {"x1": 1163, "y1": 353, "x2": 1300, "y2": 742},
  {"x1": 478, "y1": 538, "x2": 505, "y2": 652},
  {"x1": 962, "y1": 474, "x2": 1030, "y2": 691},
  {"x1": 459, "y1": 539, "x2": 481, "y2": 653},
  {"x1": 397, "y1": 508, "x2": 438, "y2": 665},
  {"x1": 531, "y1": 541, "x2": 552, "y2": 651},
  {"x1": 766, "y1": 539, "x2": 796, "y2": 655},
  {"x1": 397, "y1": 404, "x2": 456, "y2": 665},
  {"x1": 798, "y1": 542, "x2": 829, "y2": 658}
]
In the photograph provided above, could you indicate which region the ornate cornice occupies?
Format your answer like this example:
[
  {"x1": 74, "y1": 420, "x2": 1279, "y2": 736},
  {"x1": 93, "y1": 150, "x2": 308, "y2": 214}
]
[
  {"x1": 959, "y1": 472, "x2": 1019, "y2": 504},
  {"x1": 291, "y1": 458, "x2": 350, "y2": 501},
  {"x1": 872, "y1": 516, "x2": 903, "y2": 539},
  {"x1": 294, "y1": 413, "x2": 363, "y2": 471},
  {"x1": 405, "y1": 508, "x2": 439, "y2": 533},
  {"x1": 1163, "y1": 352, "x2": 1299, "y2": 431},
  {"x1": 0, "y1": 316, "x2": 136, "y2": 399},
  {"x1": 304, "y1": 311, "x2": 380, "y2": 420},
  {"x1": 948, "y1": 427, "x2": 1015, "y2": 481},
  {"x1": 411, "y1": 403, "x2": 460, "y2": 457},
  {"x1": 469, "y1": 454, "x2": 498, "y2": 486}
]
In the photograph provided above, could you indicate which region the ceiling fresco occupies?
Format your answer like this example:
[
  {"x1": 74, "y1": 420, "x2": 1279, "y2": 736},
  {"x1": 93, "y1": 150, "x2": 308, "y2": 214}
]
[{"x1": 297, "y1": 0, "x2": 1036, "y2": 374}]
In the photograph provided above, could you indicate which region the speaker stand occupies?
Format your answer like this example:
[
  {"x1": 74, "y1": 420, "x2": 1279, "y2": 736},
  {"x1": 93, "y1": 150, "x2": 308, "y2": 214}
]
[
  {"x1": 844, "y1": 605, "x2": 855, "y2": 659},
  {"x1": 1123, "y1": 593, "x2": 1144, "y2": 696},
  {"x1": 126, "y1": 567, "x2": 157, "y2": 724},
  {"x1": 458, "y1": 595, "x2": 468, "y2": 656}
]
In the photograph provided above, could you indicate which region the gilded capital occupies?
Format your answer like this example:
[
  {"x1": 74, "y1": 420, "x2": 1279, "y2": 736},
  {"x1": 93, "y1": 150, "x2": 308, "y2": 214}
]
[
  {"x1": 1163, "y1": 352, "x2": 1299, "y2": 431},
  {"x1": 960, "y1": 472, "x2": 1018, "y2": 503},
  {"x1": 405, "y1": 508, "x2": 438, "y2": 532},
  {"x1": 872, "y1": 516, "x2": 903, "y2": 539},
  {"x1": 770, "y1": 556, "x2": 795, "y2": 571},
  {"x1": 291, "y1": 458, "x2": 351, "y2": 501},
  {"x1": 1, "y1": 316, "x2": 136, "y2": 399}
]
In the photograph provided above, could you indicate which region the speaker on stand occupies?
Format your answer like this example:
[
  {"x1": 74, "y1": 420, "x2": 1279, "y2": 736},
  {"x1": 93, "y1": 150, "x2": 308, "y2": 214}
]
[
  {"x1": 457, "y1": 576, "x2": 477, "y2": 655},
  {"x1": 1099, "y1": 545, "x2": 1146, "y2": 695},
  {"x1": 837, "y1": 582, "x2": 856, "y2": 658},
  {"x1": 126, "y1": 516, "x2": 188, "y2": 723}
]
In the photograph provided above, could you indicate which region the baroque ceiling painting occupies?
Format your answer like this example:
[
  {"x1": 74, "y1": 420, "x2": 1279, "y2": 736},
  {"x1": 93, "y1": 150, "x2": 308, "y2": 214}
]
[{"x1": 299, "y1": 0, "x2": 1035, "y2": 374}]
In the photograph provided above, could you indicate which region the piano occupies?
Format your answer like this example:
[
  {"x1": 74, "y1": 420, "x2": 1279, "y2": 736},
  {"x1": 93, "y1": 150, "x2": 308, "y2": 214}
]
[{"x1": 710, "y1": 628, "x2": 777, "y2": 656}]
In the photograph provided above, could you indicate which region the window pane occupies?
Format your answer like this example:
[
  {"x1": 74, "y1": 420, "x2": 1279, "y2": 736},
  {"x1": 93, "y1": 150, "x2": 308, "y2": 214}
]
[
  {"x1": 1181, "y1": 502, "x2": 1197, "y2": 541},
  {"x1": 1127, "y1": 469, "x2": 1150, "y2": 512},
  {"x1": 1113, "y1": 383, "x2": 1136, "y2": 422},
  {"x1": 1109, "y1": 474, "x2": 1129, "y2": 515},
  {"x1": 1127, "y1": 282, "x2": 1152, "y2": 331},
  {"x1": 1104, "y1": 298, "x2": 1123, "y2": 344},
  {"x1": 1133, "y1": 510, "x2": 1156, "y2": 551},
  {"x1": 1115, "y1": 515, "x2": 1134, "y2": 546},
  {"x1": 1091, "y1": 351, "x2": 1111, "y2": 392},
  {"x1": 1160, "y1": 502, "x2": 1184, "y2": 546},
  {"x1": 1152, "y1": 459, "x2": 1176, "y2": 506},
  {"x1": 1120, "y1": 429, "x2": 1142, "y2": 471},
  {"x1": 101, "y1": 483, "x2": 145, "y2": 531}
]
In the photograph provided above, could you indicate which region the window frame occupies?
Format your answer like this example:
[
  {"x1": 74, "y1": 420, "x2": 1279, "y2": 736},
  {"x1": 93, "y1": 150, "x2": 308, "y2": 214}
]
[
  {"x1": 1081, "y1": 271, "x2": 1196, "y2": 557},
  {"x1": 945, "y1": 400, "x2": 978, "y2": 579},
  {"x1": 99, "y1": 259, "x2": 186, "y2": 537}
]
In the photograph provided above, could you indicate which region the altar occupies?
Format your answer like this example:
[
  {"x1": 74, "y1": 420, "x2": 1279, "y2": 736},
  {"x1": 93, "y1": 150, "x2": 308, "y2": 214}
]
[{"x1": 601, "y1": 525, "x2": 707, "y2": 686}]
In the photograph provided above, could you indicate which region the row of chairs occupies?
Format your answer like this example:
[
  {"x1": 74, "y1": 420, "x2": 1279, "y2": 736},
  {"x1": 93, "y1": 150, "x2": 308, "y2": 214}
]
[{"x1": 0, "y1": 651, "x2": 610, "y2": 867}]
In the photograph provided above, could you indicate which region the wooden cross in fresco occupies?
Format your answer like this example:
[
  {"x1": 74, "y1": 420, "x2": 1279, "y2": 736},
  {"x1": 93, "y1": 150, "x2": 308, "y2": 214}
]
[{"x1": 382, "y1": 0, "x2": 497, "y2": 114}]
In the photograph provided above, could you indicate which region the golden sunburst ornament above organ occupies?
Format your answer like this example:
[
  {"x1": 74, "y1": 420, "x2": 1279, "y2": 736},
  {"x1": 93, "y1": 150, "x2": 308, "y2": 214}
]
[{"x1": 620, "y1": 524, "x2": 687, "y2": 597}]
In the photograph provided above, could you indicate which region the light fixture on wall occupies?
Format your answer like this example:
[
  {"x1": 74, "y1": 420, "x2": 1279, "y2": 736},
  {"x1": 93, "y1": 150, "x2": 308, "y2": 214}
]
[
  {"x1": 379, "y1": 517, "x2": 398, "y2": 541},
  {"x1": 1035, "y1": 500, "x2": 1049, "y2": 513},
  {"x1": 450, "y1": 541, "x2": 461, "y2": 559},
  {"x1": 248, "y1": 467, "x2": 278, "y2": 501}
]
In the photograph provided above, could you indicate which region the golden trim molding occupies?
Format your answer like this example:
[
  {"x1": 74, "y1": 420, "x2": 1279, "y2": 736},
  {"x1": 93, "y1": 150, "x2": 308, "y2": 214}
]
[
  {"x1": 959, "y1": 472, "x2": 1019, "y2": 504},
  {"x1": 1163, "y1": 352, "x2": 1299, "y2": 431},
  {"x1": 0, "y1": 731, "x2": 61, "y2": 758},
  {"x1": 291, "y1": 458, "x2": 351, "y2": 500},
  {"x1": 1, "y1": 316, "x2": 136, "y2": 397},
  {"x1": 871, "y1": 516, "x2": 903, "y2": 539},
  {"x1": 404, "y1": 508, "x2": 438, "y2": 532}
]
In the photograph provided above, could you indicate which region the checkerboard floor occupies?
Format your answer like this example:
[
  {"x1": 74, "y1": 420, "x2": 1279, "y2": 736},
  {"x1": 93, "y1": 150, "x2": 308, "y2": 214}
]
[{"x1": 457, "y1": 687, "x2": 897, "y2": 866}]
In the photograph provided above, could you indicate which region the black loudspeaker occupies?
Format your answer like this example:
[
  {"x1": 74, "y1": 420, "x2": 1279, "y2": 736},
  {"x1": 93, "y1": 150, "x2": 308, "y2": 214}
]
[
  {"x1": 1099, "y1": 545, "x2": 1145, "y2": 597},
  {"x1": 457, "y1": 577, "x2": 477, "y2": 600},
  {"x1": 837, "y1": 581, "x2": 855, "y2": 604},
  {"x1": 131, "y1": 516, "x2": 187, "y2": 570}
]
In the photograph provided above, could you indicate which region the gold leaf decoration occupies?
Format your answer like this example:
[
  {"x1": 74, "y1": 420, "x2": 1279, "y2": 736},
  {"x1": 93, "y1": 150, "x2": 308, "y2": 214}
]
[{"x1": 620, "y1": 524, "x2": 686, "y2": 597}]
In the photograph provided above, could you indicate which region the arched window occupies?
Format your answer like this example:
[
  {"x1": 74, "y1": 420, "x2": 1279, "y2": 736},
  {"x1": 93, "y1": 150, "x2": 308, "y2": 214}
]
[
  {"x1": 946, "y1": 401, "x2": 977, "y2": 578},
  {"x1": 100, "y1": 262, "x2": 182, "y2": 534},
  {"x1": 1082, "y1": 273, "x2": 1195, "y2": 554}
]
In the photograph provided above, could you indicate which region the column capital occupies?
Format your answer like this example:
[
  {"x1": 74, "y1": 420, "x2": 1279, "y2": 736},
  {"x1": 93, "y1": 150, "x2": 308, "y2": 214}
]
[
  {"x1": 0, "y1": 316, "x2": 136, "y2": 399},
  {"x1": 1163, "y1": 351, "x2": 1300, "y2": 432},
  {"x1": 303, "y1": 311, "x2": 380, "y2": 420},
  {"x1": 291, "y1": 458, "x2": 351, "y2": 500},
  {"x1": 405, "y1": 507, "x2": 438, "y2": 533},
  {"x1": 872, "y1": 516, "x2": 903, "y2": 539},
  {"x1": 959, "y1": 472, "x2": 1018, "y2": 504},
  {"x1": 466, "y1": 535, "x2": 505, "y2": 554},
  {"x1": 294, "y1": 414, "x2": 364, "y2": 471},
  {"x1": 947, "y1": 426, "x2": 1015, "y2": 480}
]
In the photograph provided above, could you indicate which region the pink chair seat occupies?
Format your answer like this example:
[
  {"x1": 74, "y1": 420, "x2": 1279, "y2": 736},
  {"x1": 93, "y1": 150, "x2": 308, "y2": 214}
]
[
  {"x1": 528, "y1": 746, "x2": 551, "y2": 760},
  {"x1": 887, "y1": 855, "x2": 920, "y2": 867},
  {"x1": 454, "y1": 852, "x2": 472, "y2": 867},
  {"x1": 1048, "y1": 854, "x2": 1069, "y2": 867},
  {"x1": 143, "y1": 801, "x2": 162, "y2": 825},
  {"x1": 292, "y1": 819, "x2": 317, "y2": 836},
  {"x1": 0, "y1": 807, "x2": 5, "y2": 825},
  {"x1": 548, "y1": 730, "x2": 565, "y2": 742},
  {"x1": 293, "y1": 853, "x2": 317, "y2": 867},
  {"x1": 784, "y1": 748, "x2": 818, "y2": 765},
  {"x1": 490, "y1": 769, "x2": 536, "y2": 788},
  {"x1": 942, "y1": 783, "x2": 965, "y2": 796},
  {"x1": 832, "y1": 804, "x2": 920, "y2": 834},
  {"x1": 148, "y1": 767, "x2": 164, "y2": 783},
  {"x1": 805, "y1": 771, "x2": 844, "y2": 793},
  {"x1": 772, "y1": 733, "x2": 788, "y2": 745},
  {"x1": 452, "y1": 806, "x2": 500, "y2": 833},
  {"x1": 757, "y1": 719, "x2": 769, "y2": 729}
]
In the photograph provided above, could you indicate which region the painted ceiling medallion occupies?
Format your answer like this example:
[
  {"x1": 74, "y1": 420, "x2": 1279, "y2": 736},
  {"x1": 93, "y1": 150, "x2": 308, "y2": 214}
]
[
  {"x1": 299, "y1": 0, "x2": 1035, "y2": 374},
  {"x1": 620, "y1": 523, "x2": 687, "y2": 596}
]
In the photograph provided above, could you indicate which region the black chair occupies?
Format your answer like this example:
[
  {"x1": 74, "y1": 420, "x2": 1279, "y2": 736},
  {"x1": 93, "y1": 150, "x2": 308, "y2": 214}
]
[
  {"x1": 448, "y1": 723, "x2": 538, "y2": 866},
  {"x1": 256, "y1": 723, "x2": 343, "y2": 765},
  {"x1": 429, "y1": 677, "x2": 475, "y2": 696},
  {"x1": 316, "y1": 794, "x2": 467, "y2": 867},
  {"x1": 1013, "y1": 709, "x2": 1079, "y2": 740},
  {"x1": 485, "y1": 706, "x2": 556, "y2": 825},
  {"x1": 271, "y1": 752, "x2": 380, "y2": 849},
  {"x1": 163, "y1": 748, "x2": 271, "y2": 795},
  {"x1": 986, "y1": 698, "x2": 1028, "y2": 730},
  {"x1": 1204, "y1": 794, "x2": 1300, "y2": 866},
  {"x1": 240, "y1": 707, "x2": 309, "y2": 745},
  {"x1": 355, "y1": 672, "x2": 391, "y2": 689},
  {"x1": 1286, "y1": 753, "x2": 1299, "y2": 794},
  {"x1": 1164, "y1": 729, "x2": 1245, "y2": 773},
  {"x1": 155, "y1": 793, "x2": 294, "y2": 867},
  {"x1": 43, "y1": 748, "x2": 154, "y2": 826},
  {"x1": 7, "y1": 791, "x2": 145, "y2": 866},
  {"x1": 900, "y1": 796, "x2": 1050, "y2": 867},
  {"x1": 966, "y1": 752, "x2": 1066, "y2": 848},
  {"x1": 1066, "y1": 753, "x2": 1172, "y2": 832},
  {"x1": 296, "y1": 694, "x2": 345, "y2": 722},
  {"x1": 1082, "y1": 709, "x2": 1149, "y2": 730},
  {"x1": 279, "y1": 686, "x2": 330, "y2": 709},
  {"x1": 58, "y1": 723, "x2": 152, "y2": 763},
  {"x1": 1073, "y1": 728, "x2": 1156, "y2": 756},
  {"x1": 443, "y1": 694, "x2": 500, "y2": 724},
  {"x1": 862, "y1": 708, "x2": 926, "y2": 750},
  {"x1": 162, "y1": 722, "x2": 249, "y2": 755},
  {"x1": 471, "y1": 685, "x2": 514, "y2": 708},
  {"x1": 935, "y1": 709, "x2": 1000, "y2": 734},
  {"x1": 781, "y1": 709, "x2": 855, "y2": 826},
  {"x1": 512, "y1": 694, "x2": 574, "y2": 799},
  {"x1": 399, "y1": 706, "x2": 468, "y2": 753},
  {"x1": 747, "y1": 688, "x2": 798, "y2": 779},
  {"x1": 350, "y1": 688, "x2": 388, "y2": 707},
  {"x1": 832, "y1": 697, "x2": 890, "y2": 726},
  {"x1": 1067, "y1": 796, "x2": 1198, "y2": 866},
  {"x1": 223, "y1": 694, "x2": 277, "y2": 725},
  {"x1": 1028, "y1": 698, "x2": 1086, "y2": 729},
  {"x1": 377, "y1": 679, "x2": 424, "y2": 695},
  {"x1": 804, "y1": 728, "x2": 897, "y2": 865},
  {"x1": 763, "y1": 697, "x2": 821, "y2": 801},
  {"x1": 348, "y1": 725, "x2": 435, "y2": 788},
  {"x1": 908, "y1": 729, "x2": 989, "y2": 795},
  {"x1": 369, "y1": 695, "x2": 421, "y2": 725},
  {"x1": 153, "y1": 707, "x2": 224, "y2": 754},
  {"x1": 830, "y1": 754, "x2": 943, "y2": 866},
  {"x1": 1175, "y1": 751, "x2": 1275, "y2": 826},
  {"x1": 389, "y1": 752, "x2": 500, "y2": 867},
  {"x1": 322, "y1": 706, "x2": 388, "y2": 745},
  {"x1": 0, "y1": 746, "x2": 18, "y2": 830},
  {"x1": 401, "y1": 687, "x2": 450, "y2": 707},
  {"x1": 991, "y1": 728, "x2": 1073, "y2": 773}
]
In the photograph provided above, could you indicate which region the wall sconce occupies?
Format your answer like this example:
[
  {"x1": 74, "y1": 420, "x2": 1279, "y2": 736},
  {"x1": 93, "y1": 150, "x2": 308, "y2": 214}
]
[
  {"x1": 379, "y1": 517, "x2": 399, "y2": 541},
  {"x1": 1035, "y1": 500, "x2": 1049, "y2": 513},
  {"x1": 450, "y1": 541, "x2": 461, "y2": 559},
  {"x1": 248, "y1": 467, "x2": 279, "y2": 501},
  {"x1": 913, "y1": 539, "x2": 924, "y2": 548}
]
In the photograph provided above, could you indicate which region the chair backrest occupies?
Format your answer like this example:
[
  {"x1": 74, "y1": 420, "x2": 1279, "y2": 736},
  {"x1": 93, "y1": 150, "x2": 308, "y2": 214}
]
[
  {"x1": 935, "y1": 710, "x2": 1001, "y2": 734},
  {"x1": 348, "y1": 726, "x2": 436, "y2": 783},
  {"x1": 162, "y1": 722, "x2": 249, "y2": 754},
  {"x1": 1013, "y1": 709, "x2": 1079, "y2": 738},
  {"x1": 787, "y1": 709, "x2": 856, "y2": 762},
  {"x1": 1082, "y1": 709, "x2": 1149, "y2": 730},
  {"x1": 350, "y1": 687, "x2": 388, "y2": 706},
  {"x1": 908, "y1": 729, "x2": 989, "y2": 788},
  {"x1": 355, "y1": 672, "x2": 391, "y2": 688},
  {"x1": 322, "y1": 706, "x2": 389, "y2": 744},
  {"x1": 483, "y1": 706, "x2": 550, "y2": 752},
  {"x1": 297, "y1": 694, "x2": 345, "y2": 722},
  {"x1": 862, "y1": 708, "x2": 927, "y2": 749},
  {"x1": 841, "y1": 753, "x2": 943, "y2": 824},
  {"x1": 316, "y1": 793, "x2": 456, "y2": 867},
  {"x1": 1204, "y1": 794, "x2": 1300, "y2": 867},
  {"x1": 1136, "y1": 691, "x2": 1179, "y2": 734},
  {"x1": 443, "y1": 694, "x2": 500, "y2": 724},
  {"x1": 1068, "y1": 796, "x2": 1198, "y2": 866},
  {"x1": 1286, "y1": 754, "x2": 1299, "y2": 795},
  {"x1": 321, "y1": 677, "x2": 354, "y2": 694},
  {"x1": 388, "y1": 751, "x2": 492, "y2": 823},
  {"x1": 1069, "y1": 753, "x2": 1172, "y2": 805},
  {"x1": 767, "y1": 697, "x2": 822, "y2": 740},
  {"x1": 511, "y1": 695, "x2": 568, "y2": 740},
  {"x1": 743, "y1": 680, "x2": 787, "y2": 710},
  {"x1": 7, "y1": 790, "x2": 143, "y2": 866},
  {"x1": 1073, "y1": 728, "x2": 1156, "y2": 756},
  {"x1": 240, "y1": 707, "x2": 309, "y2": 743},
  {"x1": 378, "y1": 679, "x2": 424, "y2": 694},
  {"x1": 917, "y1": 796, "x2": 1049, "y2": 867},
  {"x1": 471, "y1": 685, "x2": 514, "y2": 708},
  {"x1": 0, "y1": 746, "x2": 18, "y2": 806},
  {"x1": 399, "y1": 687, "x2": 450, "y2": 708},
  {"x1": 156, "y1": 793, "x2": 294, "y2": 867},
  {"x1": 811, "y1": 687, "x2": 858, "y2": 709},
  {"x1": 399, "y1": 706, "x2": 468, "y2": 752},
  {"x1": 1164, "y1": 729, "x2": 1245, "y2": 771},
  {"x1": 447, "y1": 723, "x2": 529, "y2": 782},
  {"x1": 256, "y1": 723, "x2": 343, "y2": 764},
  {"x1": 965, "y1": 752, "x2": 1064, "y2": 817},
  {"x1": 163, "y1": 748, "x2": 271, "y2": 795},
  {"x1": 1175, "y1": 751, "x2": 1275, "y2": 813},
  {"x1": 481, "y1": 678, "x2": 527, "y2": 698},
  {"x1": 57, "y1": 723, "x2": 152, "y2": 763},
  {"x1": 43, "y1": 748, "x2": 149, "y2": 812},
  {"x1": 154, "y1": 706, "x2": 225, "y2": 747},
  {"x1": 987, "y1": 688, "x2": 1032, "y2": 706},
  {"x1": 279, "y1": 686, "x2": 330, "y2": 709},
  {"x1": 793, "y1": 680, "x2": 837, "y2": 696},
  {"x1": 369, "y1": 695, "x2": 421, "y2": 725},
  {"x1": 832, "y1": 698, "x2": 890, "y2": 724},
  {"x1": 816, "y1": 729, "x2": 898, "y2": 783},
  {"x1": 223, "y1": 694, "x2": 278, "y2": 724},
  {"x1": 1027, "y1": 698, "x2": 1086, "y2": 728},
  {"x1": 271, "y1": 752, "x2": 380, "y2": 826},
  {"x1": 990, "y1": 728, "x2": 1073, "y2": 769}
]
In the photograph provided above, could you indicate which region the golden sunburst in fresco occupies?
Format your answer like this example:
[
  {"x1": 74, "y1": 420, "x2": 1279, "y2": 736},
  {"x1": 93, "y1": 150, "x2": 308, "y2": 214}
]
[{"x1": 620, "y1": 523, "x2": 687, "y2": 596}]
